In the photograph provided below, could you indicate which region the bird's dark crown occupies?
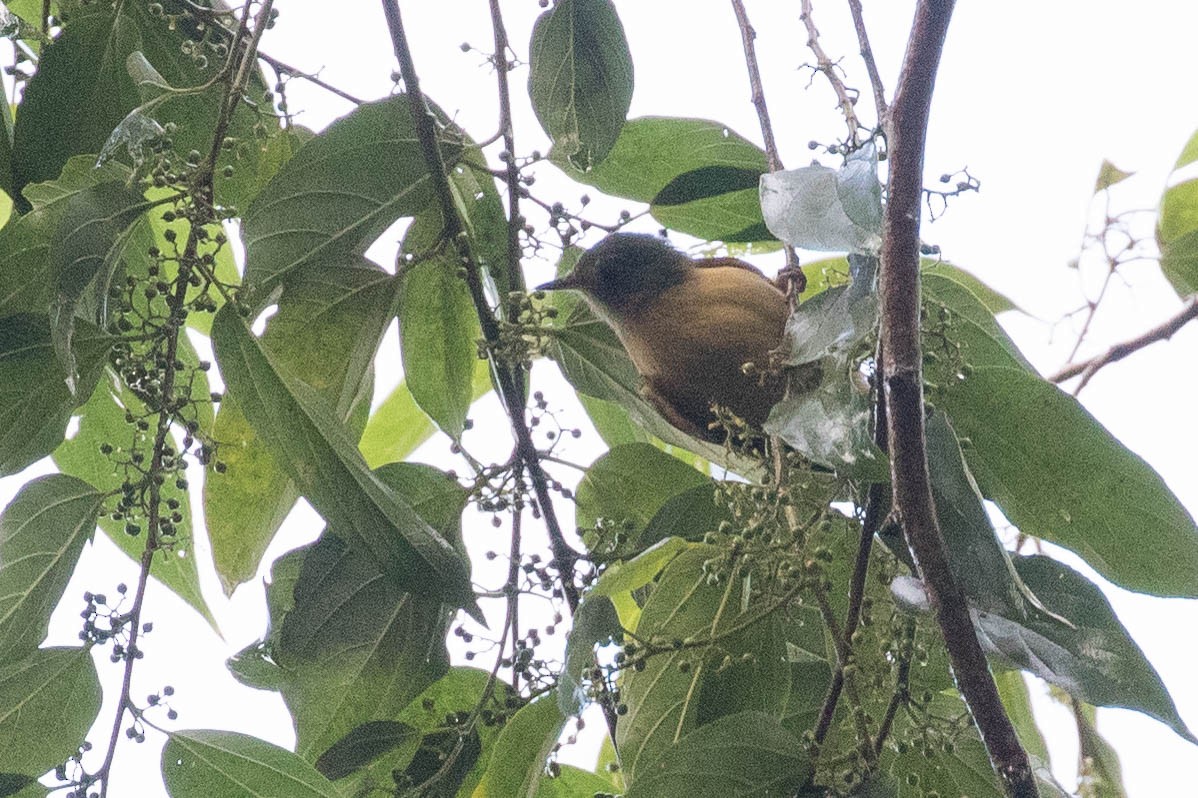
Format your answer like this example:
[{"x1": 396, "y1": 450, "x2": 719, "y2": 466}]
[{"x1": 542, "y1": 233, "x2": 691, "y2": 313}]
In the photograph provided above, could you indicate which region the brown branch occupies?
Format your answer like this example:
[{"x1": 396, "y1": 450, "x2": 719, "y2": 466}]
[
  {"x1": 730, "y1": 0, "x2": 783, "y2": 173},
  {"x1": 1049, "y1": 294, "x2": 1198, "y2": 390},
  {"x1": 258, "y1": 52, "x2": 365, "y2": 105},
  {"x1": 380, "y1": 0, "x2": 581, "y2": 613},
  {"x1": 846, "y1": 0, "x2": 888, "y2": 122},
  {"x1": 879, "y1": 2, "x2": 1036, "y2": 796},
  {"x1": 799, "y1": 0, "x2": 861, "y2": 144},
  {"x1": 728, "y1": 0, "x2": 803, "y2": 298},
  {"x1": 95, "y1": 4, "x2": 272, "y2": 795}
]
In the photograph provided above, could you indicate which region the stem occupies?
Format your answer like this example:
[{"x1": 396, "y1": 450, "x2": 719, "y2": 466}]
[
  {"x1": 93, "y1": 5, "x2": 273, "y2": 793},
  {"x1": 379, "y1": 0, "x2": 581, "y2": 612},
  {"x1": 1049, "y1": 294, "x2": 1198, "y2": 390},
  {"x1": 879, "y1": 2, "x2": 1036, "y2": 795},
  {"x1": 847, "y1": 0, "x2": 888, "y2": 121}
]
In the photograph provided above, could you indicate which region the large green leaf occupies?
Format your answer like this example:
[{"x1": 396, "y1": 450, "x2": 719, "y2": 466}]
[
  {"x1": 0, "y1": 475, "x2": 100, "y2": 666},
  {"x1": 241, "y1": 96, "x2": 461, "y2": 296},
  {"x1": 10, "y1": 2, "x2": 272, "y2": 208},
  {"x1": 1074, "y1": 702, "x2": 1128, "y2": 798},
  {"x1": 47, "y1": 181, "x2": 148, "y2": 387},
  {"x1": 624, "y1": 711, "x2": 811, "y2": 797},
  {"x1": 941, "y1": 367, "x2": 1198, "y2": 596},
  {"x1": 211, "y1": 305, "x2": 476, "y2": 612},
  {"x1": 616, "y1": 546, "x2": 790, "y2": 783},
  {"x1": 0, "y1": 315, "x2": 110, "y2": 475},
  {"x1": 0, "y1": 648, "x2": 101, "y2": 775},
  {"x1": 273, "y1": 464, "x2": 462, "y2": 760},
  {"x1": 398, "y1": 258, "x2": 479, "y2": 439},
  {"x1": 551, "y1": 117, "x2": 770, "y2": 242},
  {"x1": 529, "y1": 0, "x2": 633, "y2": 170},
  {"x1": 923, "y1": 270, "x2": 1031, "y2": 372},
  {"x1": 9, "y1": 8, "x2": 141, "y2": 201},
  {"x1": 161, "y1": 730, "x2": 341, "y2": 798},
  {"x1": 471, "y1": 697, "x2": 566, "y2": 798},
  {"x1": 574, "y1": 442, "x2": 708, "y2": 548},
  {"x1": 206, "y1": 259, "x2": 394, "y2": 594},
  {"x1": 982, "y1": 554, "x2": 1198, "y2": 744},
  {"x1": 0, "y1": 158, "x2": 133, "y2": 320},
  {"x1": 1157, "y1": 128, "x2": 1198, "y2": 296},
  {"x1": 53, "y1": 374, "x2": 217, "y2": 630},
  {"x1": 359, "y1": 360, "x2": 493, "y2": 469}
]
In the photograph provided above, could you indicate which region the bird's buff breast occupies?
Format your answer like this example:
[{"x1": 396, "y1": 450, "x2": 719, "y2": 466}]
[{"x1": 616, "y1": 269, "x2": 789, "y2": 427}]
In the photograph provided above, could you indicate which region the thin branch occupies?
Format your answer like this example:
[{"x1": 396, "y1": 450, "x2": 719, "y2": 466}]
[
  {"x1": 879, "y1": 2, "x2": 1036, "y2": 796},
  {"x1": 728, "y1": 0, "x2": 803, "y2": 298},
  {"x1": 846, "y1": 0, "x2": 888, "y2": 121},
  {"x1": 799, "y1": 0, "x2": 861, "y2": 144},
  {"x1": 380, "y1": 0, "x2": 581, "y2": 613},
  {"x1": 729, "y1": 0, "x2": 782, "y2": 173},
  {"x1": 95, "y1": 5, "x2": 272, "y2": 794},
  {"x1": 1049, "y1": 294, "x2": 1198, "y2": 390},
  {"x1": 259, "y1": 52, "x2": 365, "y2": 105}
]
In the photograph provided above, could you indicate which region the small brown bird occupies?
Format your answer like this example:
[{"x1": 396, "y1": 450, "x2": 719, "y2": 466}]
[{"x1": 539, "y1": 233, "x2": 789, "y2": 442}]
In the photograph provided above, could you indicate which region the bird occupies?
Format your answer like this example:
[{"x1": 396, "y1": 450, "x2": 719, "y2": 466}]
[{"x1": 538, "y1": 233, "x2": 790, "y2": 443}]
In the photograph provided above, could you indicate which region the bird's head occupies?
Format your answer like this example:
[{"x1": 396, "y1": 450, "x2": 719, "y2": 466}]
[{"x1": 538, "y1": 233, "x2": 691, "y2": 315}]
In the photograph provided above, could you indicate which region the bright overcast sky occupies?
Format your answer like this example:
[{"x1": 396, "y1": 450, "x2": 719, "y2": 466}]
[{"x1": 6, "y1": 2, "x2": 1198, "y2": 795}]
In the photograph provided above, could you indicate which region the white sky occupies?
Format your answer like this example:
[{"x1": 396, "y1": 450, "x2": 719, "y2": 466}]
[{"x1": 4, "y1": 1, "x2": 1198, "y2": 795}]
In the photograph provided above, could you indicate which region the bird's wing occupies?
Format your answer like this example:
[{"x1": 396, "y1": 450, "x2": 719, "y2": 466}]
[
  {"x1": 694, "y1": 256, "x2": 772, "y2": 279},
  {"x1": 638, "y1": 378, "x2": 712, "y2": 440}
]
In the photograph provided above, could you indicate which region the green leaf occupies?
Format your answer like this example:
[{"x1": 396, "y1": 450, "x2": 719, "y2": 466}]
[
  {"x1": 759, "y1": 147, "x2": 882, "y2": 253},
  {"x1": 398, "y1": 258, "x2": 479, "y2": 438},
  {"x1": 9, "y1": 9, "x2": 142, "y2": 201},
  {"x1": 161, "y1": 730, "x2": 341, "y2": 798},
  {"x1": 53, "y1": 374, "x2": 217, "y2": 630},
  {"x1": 212, "y1": 304, "x2": 476, "y2": 612},
  {"x1": 557, "y1": 593, "x2": 621, "y2": 716},
  {"x1": 575, "y1": 442, "x2": 708, "y2": 548},
  {"x1": 0, "y1": 648, "x2": 101, "y2": 775},
  {"x1": 981, "y1": 554, "x2": 1198, "y2": 744},
  {"x1": 272, "y1": 465, "x2": 462, "y2": 759},
  {"x1": 533, "y1": 766, "x2": 617, "y2": 797},
  {"x1": 1157, "y1": 133, "x2": 1198, "y2": 296},
  {"x1": 617, "y1": 547, "x2": 790, "y2": 783},
  {"x1": 47, "y1": 181, "x2": 148, "y2": 389},
  {"x1": 206, "y1": 259, "x2": 395, "y2": 595},
  {"x1": 940, "y1": 367, "x2": 1198, "y2": 597},
  {"x1": 10, "y1": 2, "x2": 275, "y2": 210},
  {"x1": 591, "y1": 537, "x2": 692, "y2": 599},
  {"x1": 923, "y1": 270, "x2": 1031, "y2": 371},
  {"x1": 0, "y1": 157, "x2": 133, "y2": 320},
  {"x1": 529, "y1": 0, "x2": 633, "y2": 170},
  {"x1": 625, "y1": 711, "x2": 811, "y2": 797},
  {"x1": 472, "y1": 697, "x2": 566, "y2": 798},
  {"x1": 242, "y1": 96, "x2": 461, "y2": 296},
  {"x1": 0, "y1": 475, "x2": 100, "y2": 666},
  {"x1": 1094, "y1": 159, "x2": 1134, "y2": 193},
  {"x1": 994, "y1": 670, "x2": 1050, "y2": 765},
  {"x1": 921, "y1": 259, "x2": 1020, "y2": 316},
  {"x1": 0, "y1": 315, "x2": 111, "y2": 475},
  {"x1": 1074, "y1": 702, "x2": 1128, "y2": 798},
  {"x1": 925, "y1": 411, "x2": 1035, "y2": 618},
  {"x1": 386, "y1": 668, "x2": 512, "y2": 798},
  {"x1": 313, "y1": 721, "x2": 416, "y2": 782},
  {"x1": 551, "y1": 116, "x2": 770, "y2": 242}
]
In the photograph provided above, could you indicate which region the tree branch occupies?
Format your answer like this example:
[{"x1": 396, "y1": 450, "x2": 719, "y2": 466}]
[
  {"x1": 846, "y1": 0, "x2": 888, "y2": 122},
  {"x1": 879, "y1": 2, "x2": 1037, "y2": 796},
  {"x1": 799, "y1": 0, "x2": 861, "y2": 143},
  {"x1": 1049, "y1": 294, "x2": 1198, "y2": 391},
  {"x1": 380, "y1": 0, "x2": 581, "y2": 613}
]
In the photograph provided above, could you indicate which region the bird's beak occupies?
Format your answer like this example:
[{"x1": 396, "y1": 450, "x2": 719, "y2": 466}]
[{"x1": 536, "y1": 273, "x2": 581, "y2": 291}]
